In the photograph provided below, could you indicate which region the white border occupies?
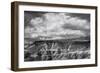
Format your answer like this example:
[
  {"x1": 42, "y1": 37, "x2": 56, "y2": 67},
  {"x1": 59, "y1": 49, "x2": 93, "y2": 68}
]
[{"x1": 18, "y1": 5, "x2": 96, "y2": 68}]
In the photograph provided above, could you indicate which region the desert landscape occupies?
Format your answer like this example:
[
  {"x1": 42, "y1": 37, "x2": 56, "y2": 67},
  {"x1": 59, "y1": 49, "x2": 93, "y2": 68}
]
[{"x1": 24, "y1": 38, "x2": 90, "y2": 61}]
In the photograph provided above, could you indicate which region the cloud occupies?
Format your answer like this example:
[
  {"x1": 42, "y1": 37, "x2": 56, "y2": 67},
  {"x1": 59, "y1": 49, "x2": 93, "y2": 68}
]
[{"x1": 24, "y1": 12, "x2": 90, "y2": 39}]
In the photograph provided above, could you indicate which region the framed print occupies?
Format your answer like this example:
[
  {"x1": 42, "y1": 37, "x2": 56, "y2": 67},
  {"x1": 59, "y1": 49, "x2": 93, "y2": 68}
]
[{"x1": 11, "y1": 1, "x2": 98, "y2": 71}]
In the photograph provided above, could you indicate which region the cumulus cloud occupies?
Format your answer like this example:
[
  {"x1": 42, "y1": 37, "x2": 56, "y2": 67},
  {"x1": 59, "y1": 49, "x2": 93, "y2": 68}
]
[{"x1": 24, "y1": 12, "x2": 90, "y2": 40}]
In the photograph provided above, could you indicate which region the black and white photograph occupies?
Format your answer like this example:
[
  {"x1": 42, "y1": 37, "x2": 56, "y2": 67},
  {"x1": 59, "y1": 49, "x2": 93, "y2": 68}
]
[
  {"x1": 11, "y1": 1, "x2": 97, "y2": 71},
  {"x1": 24, "y1": 11, "x2": 91, "y2": 61}
]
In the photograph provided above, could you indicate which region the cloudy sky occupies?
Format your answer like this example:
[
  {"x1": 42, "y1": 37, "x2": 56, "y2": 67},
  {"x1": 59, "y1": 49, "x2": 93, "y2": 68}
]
[{"x1": 24, "y1": 11, "x2": 90, "y2": 40}]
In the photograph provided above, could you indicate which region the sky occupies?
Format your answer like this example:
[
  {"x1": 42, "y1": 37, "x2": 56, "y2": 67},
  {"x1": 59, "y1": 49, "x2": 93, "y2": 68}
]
[{"x1": 24, "y1": 11, "x2": 90, "y2": 40}]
